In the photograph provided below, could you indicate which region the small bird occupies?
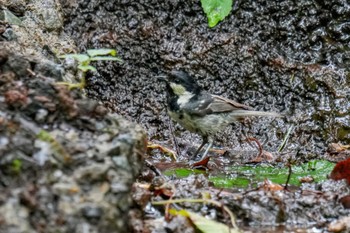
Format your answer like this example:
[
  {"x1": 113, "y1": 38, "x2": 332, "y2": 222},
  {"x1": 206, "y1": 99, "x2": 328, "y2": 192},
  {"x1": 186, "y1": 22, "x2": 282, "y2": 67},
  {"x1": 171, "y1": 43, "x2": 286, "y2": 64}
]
[{"x1": 159, "y1": 70, "x2": 281, "y2": 160}]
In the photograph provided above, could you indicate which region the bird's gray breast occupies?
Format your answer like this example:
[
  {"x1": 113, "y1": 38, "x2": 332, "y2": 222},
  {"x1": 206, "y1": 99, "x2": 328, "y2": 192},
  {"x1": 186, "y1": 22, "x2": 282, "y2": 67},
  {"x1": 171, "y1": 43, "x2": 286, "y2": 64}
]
[{"x1": 168, "y1": 109, "x2": 230, "y2": 137}]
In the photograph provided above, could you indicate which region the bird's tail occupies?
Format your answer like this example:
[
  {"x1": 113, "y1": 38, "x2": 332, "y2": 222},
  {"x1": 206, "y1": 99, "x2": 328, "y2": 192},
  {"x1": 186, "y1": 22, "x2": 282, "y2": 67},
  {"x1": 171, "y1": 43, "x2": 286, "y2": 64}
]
[{"x1": 228, "y1": 110, "x2": 282, "y2": 118}]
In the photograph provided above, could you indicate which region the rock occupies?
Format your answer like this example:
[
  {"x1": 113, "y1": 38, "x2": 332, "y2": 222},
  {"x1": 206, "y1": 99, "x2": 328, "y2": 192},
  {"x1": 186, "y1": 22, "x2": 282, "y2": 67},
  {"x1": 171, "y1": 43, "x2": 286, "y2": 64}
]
[
  {"x1": 0, "y1": 9, "x2": 22, "y2": 26},
  {"x1": 74, "y1": 163, "x2": 110, "y2": 182},
  {"x1": 328, "y1": 216, "x2": 350, "y2": 232},
  {"x1": 42, "y1": 8, "x2": 63, "y2": 31},
  {"x1": 81, "y1": 204, "x2": 104, "y2": 221},
  {"x1": 0, "y1": 47, "x2": 146, "y2": 232},
  {"x1": 0, "y1": 198, "x2": 35, "y2": 233},
  {"x1": 2, "y1": 27, "x2": 17, "y2": 41}
]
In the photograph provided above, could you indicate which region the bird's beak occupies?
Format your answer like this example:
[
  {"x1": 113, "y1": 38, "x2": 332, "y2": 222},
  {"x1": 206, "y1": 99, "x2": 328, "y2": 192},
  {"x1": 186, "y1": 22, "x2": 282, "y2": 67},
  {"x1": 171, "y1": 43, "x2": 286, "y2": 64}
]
[{"x1": 156, "y1": 75, "x2": 167, "y2": 82}]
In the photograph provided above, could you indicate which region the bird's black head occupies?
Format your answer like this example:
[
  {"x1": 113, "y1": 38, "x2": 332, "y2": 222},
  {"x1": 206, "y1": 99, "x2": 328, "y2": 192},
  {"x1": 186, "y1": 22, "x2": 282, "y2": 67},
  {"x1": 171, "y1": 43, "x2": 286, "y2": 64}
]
[{"x1": 165, "y1": 70, "x2": 201, "y2": 96}]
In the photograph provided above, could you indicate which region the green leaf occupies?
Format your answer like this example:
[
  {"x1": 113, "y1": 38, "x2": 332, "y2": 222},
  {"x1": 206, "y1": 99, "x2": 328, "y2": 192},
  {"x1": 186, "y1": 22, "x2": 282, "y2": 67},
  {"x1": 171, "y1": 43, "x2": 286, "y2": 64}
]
[
  {"x1": 209, "y1": 176, "x2": 250, "y2": 188},
  {"x1": 37, "y1": 130, "x2": 53, "y2": 141},
  {"x1": 59, "y1": 54, "x2": 90, "y2": 64},
  {"x1": 12, "y1": 159, "x2": 22, "y2": 173},
  {"x1": 200, "y1": 0, "x2": 233, "y2": 27},
  {"x1": 165, "y1": 160, "x2": 335, "y2": 188},
  {"x1": 164, "y1": 168, "x2": 205, "y2": 178},
  {"x1": 77, "y1": 65, "x2": 97, "y2": 72},
  {"x1": 87, "y1": 49, "x2": 117, "y2": 57},
  {"x1": 90, "y1": 56, "x2": 123, "y2": 62}
]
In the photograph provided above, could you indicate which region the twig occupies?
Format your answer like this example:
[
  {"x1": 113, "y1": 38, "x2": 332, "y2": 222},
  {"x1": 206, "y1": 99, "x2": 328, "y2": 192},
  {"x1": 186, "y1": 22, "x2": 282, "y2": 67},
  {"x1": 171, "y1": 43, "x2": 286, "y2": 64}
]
[
  {"x1": 144, "y1": 160, "x2": 165, "y2": 178},
  {"x1": 164, "y1": 186, "x2": 176, "y2": 221},
  {"x1": 26, "y1": 68, "x2": 36, "y2": 77},
  {"x1": 168, "y1": 119, "x2": 180, "y2": 160},
  {"x1": 147, "y1": 142, "x2": 178, "y2": 160},
  {"x1": 278, "y1": 125, "x2": 294, "y2": 152},
  {"x1": 284, "y1": 162, "x2": 292, "y2": 190},
  {"x1": 246, "y1": 137, "x2": 263, "y2": 158}
]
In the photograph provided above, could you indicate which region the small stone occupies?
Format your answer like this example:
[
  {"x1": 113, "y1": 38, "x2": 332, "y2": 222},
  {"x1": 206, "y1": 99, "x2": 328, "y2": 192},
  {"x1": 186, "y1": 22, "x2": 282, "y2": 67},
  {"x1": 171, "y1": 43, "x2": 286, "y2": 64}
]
[
  {"x1": 112, "y1": 156, "x2": 129, "y2": 168},
  {"x1": 74, "y1": 163, "x2": 110, "y2": 182},
  {"x1": 81, "y1": 205, "x2": 104, "y2": 221},
  {"x1": 0, "y1": 198, "x2": 34, "y2": 232},
  {"x1": 52, "y1": 182, "x2": 80, "y2": 195},
  {"x1": 35, "y1": 109, "x2": 48, "y2": 122},
  {"x1": 57, "y1": 200, "x2": 76, "y2": 215},
  {"x1": 42, "y1": 8, "x2": 63, "y2": 31},
  {"x1": 87, "y1": 183, "x2": 110, "y2": 203},
  {"x1": 52, "y1": 169, "x2": 63, "y2": 179},
  {"x1": 33, "y1": 140, "x2": 51, "y2": 165},
  {"x1": 2, "y1": 27, "x2": 17, "y2": 41},
  {"x1": 33, "y1": 61, "x2": 63, "y2": 80},
  {"x1": 0, "y1": 137, "x2": 9, "y2": 150},
  {"x1": 110, "y1": 182, "x2": 129, "y2": 193}
]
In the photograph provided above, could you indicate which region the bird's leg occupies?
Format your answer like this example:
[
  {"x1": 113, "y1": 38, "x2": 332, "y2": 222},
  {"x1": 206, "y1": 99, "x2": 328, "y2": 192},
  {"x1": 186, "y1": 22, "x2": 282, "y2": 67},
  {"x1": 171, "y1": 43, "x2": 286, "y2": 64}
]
[
  {"x1": 192, "y1": 136, "x2": 208, "y2": 158},
  {"x1": 199, "y1": 137, "x2": 213, "y2": 160}
]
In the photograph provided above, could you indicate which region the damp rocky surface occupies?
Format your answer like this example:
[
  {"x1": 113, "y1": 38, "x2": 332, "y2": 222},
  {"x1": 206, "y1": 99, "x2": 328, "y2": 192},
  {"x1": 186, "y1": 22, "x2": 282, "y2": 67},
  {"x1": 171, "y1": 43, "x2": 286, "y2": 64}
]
[
  {"x1": 1, "y1": 0, "x2": 350, "y2": 232},
  {"x1": 0, "y1": 1, "x2": 146, "y2": 231},
  {"x1": 0, "y1": 48, "x2": 146, "y2": 233}
]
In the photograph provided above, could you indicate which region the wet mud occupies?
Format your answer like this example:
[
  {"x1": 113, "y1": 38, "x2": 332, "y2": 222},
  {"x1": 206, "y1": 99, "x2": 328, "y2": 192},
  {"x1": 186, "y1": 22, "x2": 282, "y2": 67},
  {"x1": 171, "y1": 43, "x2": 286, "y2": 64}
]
[{"x1": 61, "y1": 0, "x2": 350, "y2": 158}]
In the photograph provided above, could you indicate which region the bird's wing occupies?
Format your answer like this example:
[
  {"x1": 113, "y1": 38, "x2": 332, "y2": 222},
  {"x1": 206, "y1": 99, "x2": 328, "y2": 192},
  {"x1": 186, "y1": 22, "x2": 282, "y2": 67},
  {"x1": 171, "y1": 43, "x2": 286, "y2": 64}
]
[
  {"x1": 209, "y1": 94, "x2": 253, "y2": 112},
  {"x1": 183, "y1": 93, "x2": 252, "y2": 116}
]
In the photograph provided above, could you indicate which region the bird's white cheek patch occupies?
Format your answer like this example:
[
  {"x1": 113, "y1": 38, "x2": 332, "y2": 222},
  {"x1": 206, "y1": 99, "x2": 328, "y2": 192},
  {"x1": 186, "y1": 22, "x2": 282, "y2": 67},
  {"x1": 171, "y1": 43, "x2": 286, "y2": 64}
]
[
  {"x1": 170, "y1": 83, "x2": 194, "y2": 107},
  {"x1": 177, "y1": 91, "x2": 194, "y2": 107}
]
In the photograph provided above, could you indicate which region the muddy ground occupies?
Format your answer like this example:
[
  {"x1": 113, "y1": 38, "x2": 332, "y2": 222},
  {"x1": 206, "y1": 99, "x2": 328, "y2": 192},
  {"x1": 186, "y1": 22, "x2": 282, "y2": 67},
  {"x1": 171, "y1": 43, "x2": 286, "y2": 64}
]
[
  {"x1": 1, "y1": 0, "x2": 350, "y2": 232},
  {"x1": 62, "y1": 0, "x2": 349, "y2": 156}
]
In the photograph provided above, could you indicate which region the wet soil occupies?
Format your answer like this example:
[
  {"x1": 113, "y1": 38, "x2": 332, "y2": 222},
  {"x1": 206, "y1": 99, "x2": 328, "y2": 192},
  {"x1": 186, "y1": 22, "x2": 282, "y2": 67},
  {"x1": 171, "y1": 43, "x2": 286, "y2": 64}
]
[{"x1": 61, "y1": 0, "x2": 350, "y2": 158}]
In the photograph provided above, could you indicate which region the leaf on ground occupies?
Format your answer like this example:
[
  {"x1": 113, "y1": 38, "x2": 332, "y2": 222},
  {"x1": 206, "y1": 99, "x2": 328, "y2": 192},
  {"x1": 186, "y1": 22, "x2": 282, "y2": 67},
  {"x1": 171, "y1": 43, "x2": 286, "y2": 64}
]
[
  {"x1": 87, "y1": 49, "x2": 117, "y2": 57},
  {"x1": 166, "y1": 160, "x2": 335, "y2": 188},
  {"x1": 59, "y1": 54, "x2": 90, "y2": 63},
  {"x1": 259, "y1": 178, "x2": 284, "y2": 191},
  {"x1": 77, "y1": 65, "x2": 97, "y2": 72},
  {"x1": 200, "y1": 0, "x2": 233, "y2": 27},
  {"x1": 90, "y1": 56, "x2": 123, "y2": 62},
  {"x1": 191, "y1": 156, "x2": 210, "y2": 168},
  {"x1": 170, "y1": 209, "x2": 240, "y2": 233},
  {"x1": 330, "y1": 157, "x2": 350, "y2": 185},
  {"x1": 328, "y1": 143, "x2": 350, "y2": 153}
]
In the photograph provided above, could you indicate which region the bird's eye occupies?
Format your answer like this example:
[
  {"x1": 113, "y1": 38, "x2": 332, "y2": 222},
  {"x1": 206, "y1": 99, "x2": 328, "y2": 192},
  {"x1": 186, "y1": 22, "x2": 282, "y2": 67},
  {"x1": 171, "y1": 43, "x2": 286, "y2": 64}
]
[{"x1": 174, "y1": 79, "x2": 180, "y2": 84}]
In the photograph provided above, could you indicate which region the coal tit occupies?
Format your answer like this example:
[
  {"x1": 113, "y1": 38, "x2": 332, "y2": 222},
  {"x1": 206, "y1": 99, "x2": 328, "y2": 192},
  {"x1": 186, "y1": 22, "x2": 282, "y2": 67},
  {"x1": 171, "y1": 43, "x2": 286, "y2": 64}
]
[{"x1": 160, "y1": 70, "x2": 281, "y2": 160}]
